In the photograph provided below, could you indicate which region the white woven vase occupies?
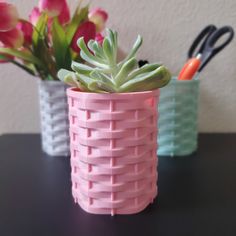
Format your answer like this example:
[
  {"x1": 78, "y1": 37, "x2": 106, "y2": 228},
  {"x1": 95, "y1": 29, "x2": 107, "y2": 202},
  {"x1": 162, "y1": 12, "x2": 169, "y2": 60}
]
[{"x1": 38, "y1": 80, "x2": 70, "y2": 156}]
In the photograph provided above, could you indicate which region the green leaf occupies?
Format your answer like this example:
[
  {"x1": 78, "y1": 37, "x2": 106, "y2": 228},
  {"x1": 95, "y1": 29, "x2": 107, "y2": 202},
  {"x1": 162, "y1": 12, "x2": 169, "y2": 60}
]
[
  {"x1": 127, "y1": 35, "x2": 143, "y2": 59},
  {"x1": 58, "y1": 69, "x2": 77, "y2": 86},
  {"x1": 72, "y1": 60, "x2": 111, "y2": 74},
  {"x1": 52, "y1": 17, "x2": 71, "y2": 70},
  {"x1": 75, "y1": 73, "x2": 94, "y2": 88},
  {"x1": 87, "y1": 40, "x2": 105, "y2": 60},
  {"x1": 32, "y1": 13, "x2": 58, "y2": 79},
  {"x1": 78, "y1": 38, "x2": 109, "y2": 69},
  {"x1": 88, "y1": 80, "x2": 115, "y2": 93},
  {"x1": 35, "y1": 44, "x2": 57, "y2": 78},
  {"x1": 90, "y1": 70, "x2": 116, "y2": 90},
  {"x1": 75, "y1": 72, "x2": 115, "y2": 93},
  {"x1": 0, "y1": 48, "x2": 43, "y2": 66},
  {"x1": 114, "y1": 57, "x2": 137, "y2": 86},
  {"x1": 58, "y1": 69, "x2": 88, "y2": 90},
  {"x1": 125, "y1": 63, "x2": 161, "y2": 84},
  {"x1": 102, "y1": 38, "x2": 114, "y2": 65},
  {"x1": 66, "y1": 4, "x2": 89, "y2": 45},
  {"x1": 32, "y1": 13, "x2": 48, "y2": 47},
  {"x1": 106, "y1": 29, "x2": 118, "y2": 61},
  {"x1": 58, "y1": 68, "x2": 72, "y2": 81},
  {"x1": 118, "y1": 35, "x2": 142, "y2": 68},
  {"x1": 71, "y1": 61, "x2": 93, "y2": 74},
  {"x1": 118, "y1": 66, "x2": 171, "y2": 92}
]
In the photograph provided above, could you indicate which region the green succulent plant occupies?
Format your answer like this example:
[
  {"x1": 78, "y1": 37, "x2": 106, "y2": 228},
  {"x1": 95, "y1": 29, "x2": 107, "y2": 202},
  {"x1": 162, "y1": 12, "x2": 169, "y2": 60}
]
[{"x1": 58, "y1": 29, "x2": 171, "y2": 93}]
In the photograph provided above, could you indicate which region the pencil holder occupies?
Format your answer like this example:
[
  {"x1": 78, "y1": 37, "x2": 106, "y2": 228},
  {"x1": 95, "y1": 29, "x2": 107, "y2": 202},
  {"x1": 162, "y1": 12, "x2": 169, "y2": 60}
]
[
  {"x1": 158, "y1": 77, "x2": 199, "y2": 156},
  {"x1": 67, "y1": 88, "x2": 159, "y2": 215},
  {"x1": 38, "y1": 80, "x2": 70, "y2": 156}
]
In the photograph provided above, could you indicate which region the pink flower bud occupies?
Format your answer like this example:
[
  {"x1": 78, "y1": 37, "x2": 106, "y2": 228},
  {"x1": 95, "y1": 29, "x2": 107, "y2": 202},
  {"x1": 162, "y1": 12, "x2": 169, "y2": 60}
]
[
  {"x1": 71, "y1": 21, "x2": 96, "y2": 54},
  {"x1": 95, "y1": 33, "x2": 104, "y2": 45},
  {"x1": 0, "y1": 27, "x2": 24, "y2": 48},
  {"x1": 58, "y1": 1, "x2": 70, "y2": 25},
  {"x1": 0, "y1": 2, "x2": 19, "y2": 32},
  {"x1": 29, "y1": 7, "x2": 41, "y2": 26},
  {"x1": 39, "y1": 0, "x2": 66, "y2": 17},
  {"x1": 17, "y1": 21, "x2": 33, "y2": 45},
  {"x1": 88, "y1": 8, "x2": 108, "y2": 32}
]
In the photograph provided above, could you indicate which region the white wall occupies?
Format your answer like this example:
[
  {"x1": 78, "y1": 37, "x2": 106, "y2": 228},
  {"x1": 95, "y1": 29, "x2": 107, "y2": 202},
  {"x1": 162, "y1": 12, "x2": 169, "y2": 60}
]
[{"x1": 0, "y1": 0, "x2": 236, "y2": 134}]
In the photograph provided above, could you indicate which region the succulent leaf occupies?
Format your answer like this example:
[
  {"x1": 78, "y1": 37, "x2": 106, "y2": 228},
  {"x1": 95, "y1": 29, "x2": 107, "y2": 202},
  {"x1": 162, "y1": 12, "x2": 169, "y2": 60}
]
[
  {"x1": 71, "y1": 61, "x2": 93, "y2": 75},
  {"x1": 58, "y1": 68, "x2": 83, "y2": 89},
  {"x1": 102, "y1": 38, "x2": 114, "y2": 65},
  {"x1": 118, "y1": 35, "x2": 142, "y2": 68},
  {"x1": 78, "y1": 37, "x2": 109, "y2": 69},
  {"x1": 90, "y1": 70, "x2": 116, "y2": 91},
  {"x1": 119, "y1": 66, "x2": 171, "y2": 92},
  {"x1": 115, "y1": 57, "x2": 137, "y2": 86},
  {"x1": 87, "y1": 40, "x2": 105, "y2": 60},
  {"x1": 125, "y1": 63, "x2": 161, "y2": 84}
]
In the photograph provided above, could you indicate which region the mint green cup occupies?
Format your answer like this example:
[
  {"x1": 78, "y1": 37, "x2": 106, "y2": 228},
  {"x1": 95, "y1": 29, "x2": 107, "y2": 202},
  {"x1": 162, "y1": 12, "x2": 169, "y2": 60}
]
[{"x1": 157, "y1": 77, "x2": 200, "y2": 156}]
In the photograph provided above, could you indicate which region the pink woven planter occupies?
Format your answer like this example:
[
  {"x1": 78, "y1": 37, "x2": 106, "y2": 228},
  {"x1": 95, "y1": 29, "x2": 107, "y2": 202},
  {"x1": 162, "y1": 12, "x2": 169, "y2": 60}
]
[{"x1": 67, "y1": 88, "x2": 159, "y2": 215}]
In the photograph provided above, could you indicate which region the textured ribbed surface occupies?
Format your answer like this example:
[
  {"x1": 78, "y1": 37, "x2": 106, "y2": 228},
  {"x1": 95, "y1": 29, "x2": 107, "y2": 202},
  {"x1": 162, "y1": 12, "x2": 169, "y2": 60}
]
[
  {"x1": 67, "y1": 88, "x2": 159, "y2": 215},
  {"x1": 38, "y1": 81, "x2": 70, "y2": 156},
  {"x1": 158, "y1": 78, "x2": 199, "y2": 156}
]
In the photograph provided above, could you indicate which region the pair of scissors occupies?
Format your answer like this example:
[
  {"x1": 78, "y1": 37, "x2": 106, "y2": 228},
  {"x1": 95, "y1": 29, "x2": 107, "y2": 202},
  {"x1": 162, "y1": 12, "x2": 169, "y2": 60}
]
[
  {"x1": 188, "y1": 24, "x2": 234, "y2": 72},
  {"x1": 178, "y1": 24, "x2": 234, "y2": 80}
]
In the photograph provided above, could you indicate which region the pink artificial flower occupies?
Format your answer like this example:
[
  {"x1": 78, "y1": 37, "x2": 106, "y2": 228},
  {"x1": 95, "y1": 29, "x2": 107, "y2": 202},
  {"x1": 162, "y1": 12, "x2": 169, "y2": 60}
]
[
  {"x1": 47, "y1": 1, "x2": 70, "y2": 44},
  {"x1": 17, "y1": 21, "x2": 33, "y2": 45},
  {"x1": 40, "y1": 0, "x2": 70, "y2": 39},
  {"x1": 29, "y1": 7, "x2": 41, "y2": 26},
  {"x1": 88, "y1": 8, "x2": 108, "y2": 32},
  {"x1": 0, "y1": 27, "x2": 24, "y2": 48},
  {"x1": 95, "y1": 33, "x2": 104, "y2": 45},
  {"x1": 71, "y1": 21, "x2": 96, "y2": 54},
  {"x1": 39, "y1": 0, "x2": 66, "y2": 17},
  {"x1": 58, "y1": 1, "x2": 70, "y2": 25},
  {"x1": 0, "y1": 2, "x2": 19, "y2": 32}
]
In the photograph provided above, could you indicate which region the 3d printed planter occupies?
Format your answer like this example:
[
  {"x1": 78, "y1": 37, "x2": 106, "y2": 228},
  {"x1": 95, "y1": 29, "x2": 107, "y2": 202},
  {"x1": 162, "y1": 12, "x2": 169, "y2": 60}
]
[
  {"x1": 67, "y1": 88, "x2": 159, "y2": 215},
  {"x1": 158, "y1": 77, "x2": 199, "y2": 156},
  {"x1": 38, "y1": 80, "x2": 70, "y2": 156}
]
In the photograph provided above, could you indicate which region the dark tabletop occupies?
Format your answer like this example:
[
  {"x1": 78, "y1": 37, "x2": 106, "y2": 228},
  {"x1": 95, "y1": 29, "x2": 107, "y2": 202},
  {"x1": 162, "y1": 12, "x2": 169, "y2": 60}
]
[{"x1": 0, "y1": 134, "x2": 236, "y2": 236}]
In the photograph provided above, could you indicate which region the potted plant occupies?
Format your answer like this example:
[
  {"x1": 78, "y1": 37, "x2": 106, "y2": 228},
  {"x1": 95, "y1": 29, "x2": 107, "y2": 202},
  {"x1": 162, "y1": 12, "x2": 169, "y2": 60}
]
[
  {"x1": 0, "y1": 1, "x2": 108, "y2": 156},
  {"x1": 58, "y1": 29, "x2": 171, "y2": 215}
]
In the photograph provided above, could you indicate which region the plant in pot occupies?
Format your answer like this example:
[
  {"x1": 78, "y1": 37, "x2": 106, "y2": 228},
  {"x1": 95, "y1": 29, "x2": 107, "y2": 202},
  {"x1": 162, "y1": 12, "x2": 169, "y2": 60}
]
[
  {"x1": 0, "y1": 1, "x2": 108, "y2": 156},
  {"x1": 58, "y1": 29, "x2": 171, "y2": 215}
]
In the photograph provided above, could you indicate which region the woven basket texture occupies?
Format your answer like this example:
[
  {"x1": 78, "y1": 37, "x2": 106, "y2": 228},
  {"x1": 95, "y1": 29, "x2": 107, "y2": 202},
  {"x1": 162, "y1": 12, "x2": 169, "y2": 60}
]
[
  {"x1": 158, "y1": 78, "x2": 199, "y2": 156},
  {"x1": 38, "y1": 80, "x2": 70, "y2": 156},
  {"x1": 67, "y1": 88, "x2": 159, "y2": 215}
]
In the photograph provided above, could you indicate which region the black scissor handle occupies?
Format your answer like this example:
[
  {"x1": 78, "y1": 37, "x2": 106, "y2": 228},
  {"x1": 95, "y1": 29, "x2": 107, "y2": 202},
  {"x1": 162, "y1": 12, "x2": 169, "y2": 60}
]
[
  {"x1": 205, "y1": 25, "x2": 234, "y2": 54},
  {"x1": 188, "y1": 24, "x2": 217, "y2": 59},
  {"x1": 199, "y1": 26, "x2": 234, "y2": 71}
]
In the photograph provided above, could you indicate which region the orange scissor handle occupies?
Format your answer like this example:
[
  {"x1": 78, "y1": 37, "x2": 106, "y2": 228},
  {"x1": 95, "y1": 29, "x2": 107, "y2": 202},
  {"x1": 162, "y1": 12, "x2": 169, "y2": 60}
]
[{"x1": 178, "y1": 57, "x2": 201, "y2": 80}]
